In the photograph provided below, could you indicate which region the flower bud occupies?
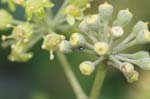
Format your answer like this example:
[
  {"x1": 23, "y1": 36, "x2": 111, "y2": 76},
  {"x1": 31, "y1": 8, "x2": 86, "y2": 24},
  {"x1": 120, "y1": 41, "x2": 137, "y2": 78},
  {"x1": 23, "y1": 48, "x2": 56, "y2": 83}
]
[
  {"x1": 126, "y1": 70, "x2": 139, "y2": 83},
  {"x1": 70, "y1": 33, "x2": 86, "y2": 48},
  {"x1": 114, "y1": 9, "x2": 133, "y2": 27},
  {"x1": 135, "y1": 29, "x2": 150, "y2": 44},
  {"x1": 132, "y1": 21, "x2": 148, "y2": 34},
  {"x1": 59, "y1": 40, "x2": 72, "y2": 53},
  {"x1": 98, "y1": 2, "x2": 113, "y2": 21},
  {"x1": 120, "y1": 51, "x2": 149, "y2": 60},
  {"x1": 120, "y1": 63, "x2": 139, "y2": 83},
  {"x1": 134, "y1": 58, "x2": 150, "y2": 70},
  {"x1": 85, "y1": 14, "x2": 99, "y2": 30},
  {"x1": 79, "y1": 20, "x2": 90, "y2": 33},
  {"x1": 94, "y1": 42, "x2": 109, "y2": 55},
  {"x1": 110, "y1": 26, "x2": 124, "y2": 38},
  {"x1": 0, "y1": 9, "x2": 13, "y2": 30},
  {"x1": 79, "y1": 61, "x2": 95, "y2": 76},
  {"x1": 120, "y1": 62, "x2": 134, "y2": 73}
]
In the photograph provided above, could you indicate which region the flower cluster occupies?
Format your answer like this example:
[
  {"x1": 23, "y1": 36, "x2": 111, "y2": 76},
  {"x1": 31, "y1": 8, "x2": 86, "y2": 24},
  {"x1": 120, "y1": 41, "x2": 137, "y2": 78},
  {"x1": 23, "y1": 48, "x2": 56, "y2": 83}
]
[
  {"x1": 0, "y1": 0, "x2": 54, "y2": 62},
  {"x1": 0, "y1": 0, "x2": 150, "y2": 83},
  {"x1": 2, "y1": 22, "x2": 34, "y2": 62},
  {"x1": 1, "y1": 0, "x2": 92, "y2": 62},
  {"x1": 60, "y1": 2, "x2": 150, "y2": 83}
]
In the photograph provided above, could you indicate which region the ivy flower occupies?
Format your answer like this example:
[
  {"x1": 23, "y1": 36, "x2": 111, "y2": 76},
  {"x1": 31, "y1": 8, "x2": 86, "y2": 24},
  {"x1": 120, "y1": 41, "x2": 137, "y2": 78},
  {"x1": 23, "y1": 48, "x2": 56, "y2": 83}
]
[
  {"x1": 61, "y1": 2, "x2": 150, "y2": 83},
  {"x1": 25, "y1": 0, "x2": 54, "y2": 21}
]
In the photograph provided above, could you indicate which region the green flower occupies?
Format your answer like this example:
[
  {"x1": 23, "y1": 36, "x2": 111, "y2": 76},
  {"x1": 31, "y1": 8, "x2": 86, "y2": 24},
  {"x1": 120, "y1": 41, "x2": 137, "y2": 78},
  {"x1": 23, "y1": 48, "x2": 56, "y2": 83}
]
[
  {"x1": 2, "y1": 22, "x2": 33, "y2": 43},
  {"x1": 8, "y1": 42, "x2": 33, "y2": 62},
  {"x1": 65, "y1": 0, "x2": 91, "y2": 25},
  {"x1": 25, "y1": 0, "x2": 54, "y2": 21},
  {"x1": 42, "y1": 33, "x2": 65, "y2": 60}
]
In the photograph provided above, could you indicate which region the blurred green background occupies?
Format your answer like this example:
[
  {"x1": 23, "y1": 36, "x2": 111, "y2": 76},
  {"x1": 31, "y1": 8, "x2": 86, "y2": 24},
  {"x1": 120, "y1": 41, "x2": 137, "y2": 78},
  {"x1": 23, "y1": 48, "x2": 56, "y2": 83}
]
[{"x1": 0, "y1": 0, "x2": 150, "y2": 99}]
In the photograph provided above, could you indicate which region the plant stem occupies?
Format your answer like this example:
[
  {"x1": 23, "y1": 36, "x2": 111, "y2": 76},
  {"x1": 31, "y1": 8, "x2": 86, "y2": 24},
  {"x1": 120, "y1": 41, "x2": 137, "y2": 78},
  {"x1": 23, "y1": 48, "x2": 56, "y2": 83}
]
[
  {"x1": 53, "y1": 0, "x2": 69, "y2": 23},
  {"x1": 56, "y1": 52, "x2": 88, "y2": 99},
  {"x1": 89, "y1": 64, "x2": 107, "y2": 99},
  {"x1": 114, "y1": 39, "x2": 136, "y2": 54}
]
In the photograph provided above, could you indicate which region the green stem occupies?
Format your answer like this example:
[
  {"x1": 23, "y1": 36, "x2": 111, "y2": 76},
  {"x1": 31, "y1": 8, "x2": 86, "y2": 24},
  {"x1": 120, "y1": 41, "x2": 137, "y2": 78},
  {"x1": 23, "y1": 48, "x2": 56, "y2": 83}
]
[
  {"x1": 115, "y1": 33, "x2": 135, "y2": 51},
  {"x1": 104, "y1": 21, "x2": 109, "y2": 42},
  {"x1": 89, "y1": 64, "x2": 107, "y2": 99},
  {"x1": 56, "y1": 52, "x2": 88, "y2": 99},
  {"x1": 114, "y1": 39, "x2": 136, "y2": 54},
  {"x1": 53, "y1": 0, "x2": 69, "y2": 23}
]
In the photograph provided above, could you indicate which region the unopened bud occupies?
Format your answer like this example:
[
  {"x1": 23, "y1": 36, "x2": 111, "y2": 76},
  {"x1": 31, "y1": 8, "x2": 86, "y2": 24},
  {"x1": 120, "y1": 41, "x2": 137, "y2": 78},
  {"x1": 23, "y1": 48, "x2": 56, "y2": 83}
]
[
  {"x1": 98, "y1": 2, "x2": 113, "y2": 21},
  {"x1": 114, "y1": 9, "x2": 133, "y2": 27},
  {"x1": 85, "y1": 14, "x2": 99, "y2": 30},
  {"x1": 134, "y1": 58, "x2": 150, "y2": 70},
  {"x1": 136, "y1": 29, "x2": 150, "y2": 44},
  {"x1": 79, "y1": 20, "x2": 90, "y2": 33},
  {"x1": 79, "y1": 61, "x2": 95, "y2": 76},
  {"x1": 119, "y1": 51, "x2": 149, "y2": 60},
  {"x1": 132, "y1": 21, "x2": 148, "y2": 34},
  {"x1": 70, "y1": 33, "x2": 86, "y2": 48},
  {"x1": 120, "y1": 63, "x2": 139, "y2": 83}
]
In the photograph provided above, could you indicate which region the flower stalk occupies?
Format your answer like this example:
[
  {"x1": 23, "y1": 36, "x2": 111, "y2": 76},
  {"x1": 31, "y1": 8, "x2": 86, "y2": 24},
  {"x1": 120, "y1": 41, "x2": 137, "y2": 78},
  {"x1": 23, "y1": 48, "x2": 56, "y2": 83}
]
[
  {"x1": 90, "y1": 64, "x2": 107, "y2": 99},
  {"x1": 56, "y1": 52, "x2": 88, "y2": 99}
]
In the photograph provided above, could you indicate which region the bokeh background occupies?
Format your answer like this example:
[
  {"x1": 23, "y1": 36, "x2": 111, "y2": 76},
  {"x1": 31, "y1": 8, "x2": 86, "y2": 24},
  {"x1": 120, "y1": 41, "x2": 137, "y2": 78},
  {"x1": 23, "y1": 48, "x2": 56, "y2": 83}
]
[{"x1": 0, "y1": 0, "x2": 150, "y2": 99}]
